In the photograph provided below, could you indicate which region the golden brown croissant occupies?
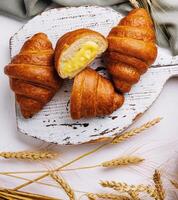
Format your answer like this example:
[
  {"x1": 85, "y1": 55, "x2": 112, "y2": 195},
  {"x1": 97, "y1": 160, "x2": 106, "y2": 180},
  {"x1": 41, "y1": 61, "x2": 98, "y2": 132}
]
[
  {"x1": 55, "y1": 28, "x2": 108, "y2": 79},
  {"x1": 70, "y1": 68, "x2": 124, "y2": 119},
  {"x1": 4, "y1": 33, "x2": 62, "y2": 118},
  {"x1": 104, "y1": 8, "x2": 157, "y2": 93}
]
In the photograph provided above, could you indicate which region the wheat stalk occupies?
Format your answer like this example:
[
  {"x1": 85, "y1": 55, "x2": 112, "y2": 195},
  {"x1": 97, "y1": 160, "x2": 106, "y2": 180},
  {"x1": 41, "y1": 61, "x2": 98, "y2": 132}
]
[
  {"x1": 101, "y1": 156, "x2": 144, "y2": 168},
  {"x1": 50, "y1": 172, "x2": 75, "y2": 200},
  {"x1": 0, "y1": 151, "x2": 58, "y2": 160},
  {"x1": 112, "y1": 117, "x2": 161, "y2": 144},
  {"x1": 0, "y1": 188, "x2": 60, "y2": 200},
  {"x1": 14, "y1": 117, "x2": 161, "y2": 190},
  {"x1": 170, "y1": 180, "x2": 178, "y2": 189},
  {"x1": 129, "y1": 0, "x2": 140, "y2": 8},
  {"x1": 153, "y1": 170, "x2": 165, "y2": 200}
]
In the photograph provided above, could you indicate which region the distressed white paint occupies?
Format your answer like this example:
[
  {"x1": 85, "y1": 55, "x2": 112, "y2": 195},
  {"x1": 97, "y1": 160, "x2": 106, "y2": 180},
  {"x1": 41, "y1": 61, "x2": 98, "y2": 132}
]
[{"x1": 10, "y1": 6, "x2": 178, "y2": 145}]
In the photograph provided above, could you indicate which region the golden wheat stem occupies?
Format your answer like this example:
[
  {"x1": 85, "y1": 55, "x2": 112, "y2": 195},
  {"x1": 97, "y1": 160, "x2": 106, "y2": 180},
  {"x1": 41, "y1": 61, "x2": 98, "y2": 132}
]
[
  {"x1": 50, "y1": 172, "x2": 75, "y2": 200},
  {"x1": 129, "y1": 0, "x2": 140, "y2": 8},
  {"x1": 14, "y1": 143, "x2": 108, "y2": 190},
  {"x1": 101, "y1": 156, "x2": 144, "y2": 168},
  {"x1": 112, "y1": 117, "x2": 162, "y2": 144},
  {"x1": 0, "y1": 151, "x2": 58, "y2": 160},
  {"x1": 0, "y1": 188, "x2": 60, "y2": 200},
  {"x1": 153, "y1": 170, "x2": 165, "y2": 200},
  {"x1": 14, "y1": 118, "x2": 161, "y2": 190},
  {"x1": 0, "y1": 172, "x2": 86, "y2": 195},
  {"x1": 170, "y1": 180, "x2": 178, "y2": 189}
]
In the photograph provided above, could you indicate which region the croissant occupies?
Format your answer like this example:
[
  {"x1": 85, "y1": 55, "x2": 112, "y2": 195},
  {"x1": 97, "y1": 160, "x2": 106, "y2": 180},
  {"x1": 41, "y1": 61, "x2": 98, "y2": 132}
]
[
  {"x1": 70, "y1": 68, "x2": 124, "y2": 119},
  {"x1": 4, "y1": 33, "x2": 62, "y2": 118},
  {"x1": 55, "y1": 28, "x2": 108, "y2": 79},
  {"x1": 104, "y1": 8, "x2": 157, "y2": 93}
]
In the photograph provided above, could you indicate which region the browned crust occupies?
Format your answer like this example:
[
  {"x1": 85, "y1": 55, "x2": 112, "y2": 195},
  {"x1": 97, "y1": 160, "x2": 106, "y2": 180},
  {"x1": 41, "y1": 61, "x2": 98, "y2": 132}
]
[
  {"x1": 105, "y1": 8, "x2": 157, "y2": 93},
  {"x1": 119, "y1": 8, "x2": 154, "y2": 29},
  {"x1": 107, "y1": 63, "x2": 140, "y2": 84},
  {"x1": 54, "y1": 28, "x2": 108, "y2": 77},
  {"x1": 109, "y1": 26, "x2": 156, "y2": 42},
  {"x1": 5, "y1": 64, "x2": 60, "y2": 90},
  {"x1": 70, "y1": 68, "x2": 124, "y2": 119},
  {"x1": 107, "y1": 36, "x2": 157, "y2": 65},
  {"x1": 104, "y1": 51, "x2": 148, "y2": 74},
  {"x1": 113, "y1": 78, "x2": 132, "y2": 93},
  {"x1": 4, "y1": 33, "x2": 62, "y2": 118}
]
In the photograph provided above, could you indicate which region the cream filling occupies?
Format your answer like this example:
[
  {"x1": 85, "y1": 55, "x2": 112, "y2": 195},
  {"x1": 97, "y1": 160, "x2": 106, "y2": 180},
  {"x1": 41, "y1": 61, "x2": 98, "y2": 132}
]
[{"x1": 61, "y1": 41, "x2": 99, "y2": 78}]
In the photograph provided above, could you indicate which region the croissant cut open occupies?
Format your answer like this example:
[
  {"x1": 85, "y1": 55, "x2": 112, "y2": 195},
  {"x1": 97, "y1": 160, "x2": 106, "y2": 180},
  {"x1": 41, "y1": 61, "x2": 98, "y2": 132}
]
[
  {"x1": 4, "y1": 33, "x2": 62, "y2": 118},
  {"x1": 105, "y1": 8, "x2": 158, "y2": 93},
  {"x1": 70, "y1": 68, "x2": 124, "y2": 119},
  {"x1": 55, "y1": 28, "x2": 108, "y2": 79}
]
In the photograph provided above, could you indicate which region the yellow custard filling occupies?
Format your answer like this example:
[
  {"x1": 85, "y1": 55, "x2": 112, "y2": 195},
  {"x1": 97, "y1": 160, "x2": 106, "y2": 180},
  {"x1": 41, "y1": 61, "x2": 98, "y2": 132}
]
[{"x1": 62, "y1": 41, "x2": 99, "y2": 78}]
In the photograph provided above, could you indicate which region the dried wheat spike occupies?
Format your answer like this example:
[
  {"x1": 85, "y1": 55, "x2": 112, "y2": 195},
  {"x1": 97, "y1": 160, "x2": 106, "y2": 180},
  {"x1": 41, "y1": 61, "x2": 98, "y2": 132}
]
[
  {"x1": 153, "y1": 170, "x2": 165, "y2": 200},
  {"x1": 145, "y1": 186, "x2": 159, "y2": 200},
  {"x1": 112, "y1": 117, "x2": 161, "y2": 144},
  {"x1": 128, "y1": 191, "x2": 140, "y2": 200},
  {"x1": 101, "y1": 156, "x2": 144, "y2": 168},
  {"x1": 170, "y1": 180, "x2": 178, "y2": 189},
  {"x1": 87, "y1": 193, "x2": 97, "y2": 200},
  {"x1": 100, "y1": 181, "x2": 136, "y2": 193},
  {"x1": 0, "y1": 151, "x2": 58, "y2": 160},
  {"x1": 50, "y1": 172, "x2": 75, "y2": 200},
  {"x1": 100, "y1": 181, "x2": 155, "y2": 194},
  {"x1": 96, "y1": 193, "x2": 131, "y2": 199}
]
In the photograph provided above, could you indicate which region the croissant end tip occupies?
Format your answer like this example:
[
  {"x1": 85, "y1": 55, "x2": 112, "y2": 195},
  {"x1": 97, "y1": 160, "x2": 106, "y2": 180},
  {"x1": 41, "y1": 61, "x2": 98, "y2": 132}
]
[{"x1": 113, "y1": 93, "x2": 125, "y2": 111}]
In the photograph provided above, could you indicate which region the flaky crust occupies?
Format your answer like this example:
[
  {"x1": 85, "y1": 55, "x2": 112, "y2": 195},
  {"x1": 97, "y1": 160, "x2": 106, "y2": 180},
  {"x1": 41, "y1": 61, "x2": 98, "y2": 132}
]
[
  {"x1": 4, "y1": 33, "x2": 62, "y2": 118},
  {"x1": 70, "y1": 68, "x2": 124, "y2": 119},
  {"x1": 55, "y1": 28, "x2": 108, "y2": 78},
  {"x1": 105, "y1": 8, "x2": 157, "y2": 93}
]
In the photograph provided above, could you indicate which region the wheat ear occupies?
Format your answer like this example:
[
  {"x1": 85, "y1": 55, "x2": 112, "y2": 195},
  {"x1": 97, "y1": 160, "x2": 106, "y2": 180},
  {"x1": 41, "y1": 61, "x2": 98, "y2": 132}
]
[
  {"x1": 153, "y1": 170, "x2": 165, "y2": 200},
  {"x1": 145, "y1": 187, "x2": 159, "y2": 200},
  {"x1": 128, "y1": 191, "x2": 140, "y2": 200},
  {"x1": 97, "y1": 193, "x2": 131, "y2": 200},
  {"x1": 101, "y1": 156, "x2": 144, "y2": 168},
  {"x1": 170, "y1": 180, "x2": 178, "y2": 189},
  {"x1": 100, "y1": 181, "x2": 155, "y2": 193},
  {"x1": 112, "y1": 117, "x2": 161, "y2": 144},
  {"x1": 0, "y1": 151, "x2": 58, "y2": 160},
  {"x1": 87, "y1": 193, "x2": 131, "y2": 200},
  {"x1": 50, "y1": 172, "x2": 75, "y2": 200},
  {"x1": 87, "y1": 193, "x2": 97, "y2": 200},
  {"x1": 14, "y1": 117, "x2": 161, "y2": 191}
]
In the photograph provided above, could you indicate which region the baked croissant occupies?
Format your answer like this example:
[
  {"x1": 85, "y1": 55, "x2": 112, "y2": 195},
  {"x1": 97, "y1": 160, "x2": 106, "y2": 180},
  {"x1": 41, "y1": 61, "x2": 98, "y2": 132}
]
[
  {"x1": 55, "y1": 28, "x2": 108, "y2": 79},
  {"x1": 104, "y1": 8, "x2": 157, "y2": 93},
  {"x1": 4, "y1": 33, "x2": 62, "y2": 118},
  {"x1": 70, "y1": 68, "x2": 124, "y2": 119}
]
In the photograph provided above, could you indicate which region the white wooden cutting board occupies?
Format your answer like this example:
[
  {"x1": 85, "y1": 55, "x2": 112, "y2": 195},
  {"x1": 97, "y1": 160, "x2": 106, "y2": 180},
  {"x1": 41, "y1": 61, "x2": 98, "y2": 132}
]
[{"x1": 10, "y1": 6, "x2": 178, "y2": 145}]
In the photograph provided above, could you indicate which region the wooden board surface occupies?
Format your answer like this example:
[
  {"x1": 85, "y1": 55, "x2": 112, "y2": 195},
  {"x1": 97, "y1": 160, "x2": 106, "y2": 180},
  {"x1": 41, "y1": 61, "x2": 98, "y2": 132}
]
[{"x1": 10, "y1": 6, "x2": 178, "y2": 145}]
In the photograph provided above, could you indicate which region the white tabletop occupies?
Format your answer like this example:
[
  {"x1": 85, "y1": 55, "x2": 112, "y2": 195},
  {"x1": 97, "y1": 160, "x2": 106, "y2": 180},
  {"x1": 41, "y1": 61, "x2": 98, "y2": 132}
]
[{"x1": 0, "y1": 14, "x2": 178, "y2": 199}]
